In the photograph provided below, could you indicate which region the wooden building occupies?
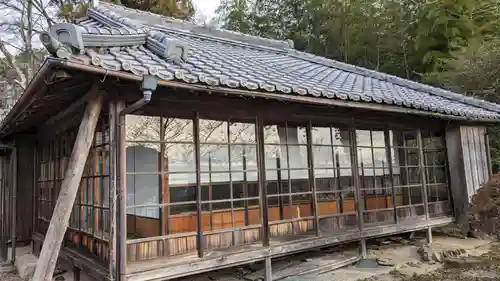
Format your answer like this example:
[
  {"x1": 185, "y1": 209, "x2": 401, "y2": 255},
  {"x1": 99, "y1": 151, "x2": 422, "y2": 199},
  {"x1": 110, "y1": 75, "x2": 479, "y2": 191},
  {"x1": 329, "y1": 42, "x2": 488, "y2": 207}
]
[{"x1": 0, "y1": 2, "x2": 496, "y2": 281}]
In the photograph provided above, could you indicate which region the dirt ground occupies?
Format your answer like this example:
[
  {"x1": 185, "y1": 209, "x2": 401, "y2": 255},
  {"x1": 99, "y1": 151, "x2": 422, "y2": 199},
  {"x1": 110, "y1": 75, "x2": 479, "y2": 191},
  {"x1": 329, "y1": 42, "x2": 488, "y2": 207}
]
[
  {"x1": 0, "y1": 272, "x2": 21, "y2": 281},
  {"x1": 371, "y1": 243, "x2": 500, "y2": 281}
]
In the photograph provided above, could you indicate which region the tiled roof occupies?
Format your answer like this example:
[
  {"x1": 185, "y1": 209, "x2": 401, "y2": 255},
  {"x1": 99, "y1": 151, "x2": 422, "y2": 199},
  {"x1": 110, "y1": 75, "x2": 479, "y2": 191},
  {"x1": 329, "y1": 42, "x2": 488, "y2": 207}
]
[{"x1": 40, "y1": 2, "x2": 500, "y2": 121}]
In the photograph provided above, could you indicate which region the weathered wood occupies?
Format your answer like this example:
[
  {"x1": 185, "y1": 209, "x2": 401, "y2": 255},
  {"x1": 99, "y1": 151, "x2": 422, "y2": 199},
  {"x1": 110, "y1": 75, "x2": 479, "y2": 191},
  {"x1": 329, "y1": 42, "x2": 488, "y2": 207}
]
[
  {"x1": 32, "y1": 233, "x2": 109, "y2": 281},
  {"x1": 485, "y1": 133, "x2": 493, "y2": 178},
  {"x1": 109, "y1": 101, "x2": 118, "y2": 280},
  {"x1": 306, "y1": 121, "x2": 320, "y2": 237},
  {"x1": 445, "y1": 126, "x2": 469, "y2": 229},
  {"x1": 427, "y1": 227, "x2": 433, "y2": 244},
  {"x1": 256, "y1": 118, "x2": 270, "y2": 246},
  {"x1": 126, "y1": 217, "x2": 453, "y2": 281},
  {"x1": 73, "y1": 266, "x2": 80, "y2": 281},
  {"x1": 264, "y1": 257, "x2": 272, "y2": 281},
  {"x1": 117, "y1": 100, "x2": 127, "y2": 281},
  {"x1": 10, "y1": 147, "x2": 17, "y2": 262},
  {"x1": 32, "y1": 82, "x2": 104, "y2": 281},
  {"x1": 38, "y1": 87, "x2": 95, "y2": 135},
  {"x1": 417, "y1": 129, "x2": 430, "y2": 220},
  {"x1": 194, "y1": 112, "x2": 204, "y2": 258},
  {"x1": 360, "y1": 238, "x2": 367, "y2": 259}
]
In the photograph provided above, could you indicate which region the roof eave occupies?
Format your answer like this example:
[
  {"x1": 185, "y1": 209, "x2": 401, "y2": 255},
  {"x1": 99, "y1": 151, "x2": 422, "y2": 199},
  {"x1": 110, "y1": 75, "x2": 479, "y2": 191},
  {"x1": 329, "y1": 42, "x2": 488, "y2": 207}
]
[
  {"x1": 54, "y1": 60, "x2": 500, "y2": 123},
  {"x1": 2, "y1": 58, "x2": 496, "y2": 140},
  {"x1": 0, "y1": 60, "x2": 54, "y2": 138}
]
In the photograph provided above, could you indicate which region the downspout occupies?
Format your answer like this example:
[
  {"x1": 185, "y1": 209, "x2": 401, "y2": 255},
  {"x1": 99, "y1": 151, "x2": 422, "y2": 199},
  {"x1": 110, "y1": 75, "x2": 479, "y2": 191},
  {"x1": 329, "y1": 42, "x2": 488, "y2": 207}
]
[
  {"x1": 119, "y1": 75, "x2": 158, "y2": 116},
  {"x1": 118, "y1": 75, "x2": 158, "y2": 281}
]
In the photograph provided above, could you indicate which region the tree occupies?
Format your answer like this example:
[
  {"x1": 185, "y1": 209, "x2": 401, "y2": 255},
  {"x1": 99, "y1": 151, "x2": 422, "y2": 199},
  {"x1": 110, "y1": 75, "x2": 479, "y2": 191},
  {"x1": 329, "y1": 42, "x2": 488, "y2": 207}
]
[
  {"x1": 215, "y1": 0, "x2": 500, "y2": 82},
  {"x1": 429, "y1": 41, "x2": 500, "y2": 172},
  {"x1": 121, "y1": 0, "x2": 195, "y2": 20}
]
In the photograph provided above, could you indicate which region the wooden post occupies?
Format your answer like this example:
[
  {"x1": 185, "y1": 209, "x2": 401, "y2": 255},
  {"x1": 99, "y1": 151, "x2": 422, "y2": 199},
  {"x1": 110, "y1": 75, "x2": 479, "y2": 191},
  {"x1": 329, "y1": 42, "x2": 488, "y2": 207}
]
[
  {"x1": 73, "y1": 266, "x2": 81, "y2": 281},
  {"x1": 427, "y1": 226, "x2": 433, "y2": 244},
  {"x1": 109, "y1": 101, "x2": 117, "y2": 281},
  {"x1": 417, "y1": 129, "x2": 430, "y2": 220},
  {"x1": 360, "y1": 238, "x2": 367, "y2": 259},
  {"x1": 32, "y1": 83, "x2": 104, "y2": 281},
  {"x1": 306, "y1": 121, "x2": 320, "y2": 237},
  {"x1": 10, "y1": 147, "x2": 17, "y2": 263},
  {"x1": 117, "y1": 100, "x2": 127, "y2": 281},
  {"x1": 264, "y1": 256, "x2": 272, "y2": 281}
]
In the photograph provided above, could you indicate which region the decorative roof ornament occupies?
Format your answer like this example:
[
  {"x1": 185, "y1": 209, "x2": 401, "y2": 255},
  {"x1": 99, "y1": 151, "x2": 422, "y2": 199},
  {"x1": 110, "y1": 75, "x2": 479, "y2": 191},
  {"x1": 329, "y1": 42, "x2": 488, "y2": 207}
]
[
  {"x1": 41, "y1": 22, "x2": 148, "y2": 56},
  {"x1": 147, "y1": 31, "x2": 189, "y2": 64}
]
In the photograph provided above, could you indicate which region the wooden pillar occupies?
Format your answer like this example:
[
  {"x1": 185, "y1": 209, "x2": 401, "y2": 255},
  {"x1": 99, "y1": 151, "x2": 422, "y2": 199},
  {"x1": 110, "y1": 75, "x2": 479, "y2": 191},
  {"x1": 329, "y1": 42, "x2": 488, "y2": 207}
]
[
  {"x1": 384, "y1": 129, "x2": 398, "y2": 224},
  {"x1": 427, "y1": 226, "x2": 433, "y2": 244},
  {"x1": 306, "y1": 121, "x2": 320, "y2": 236},
  {"x1": 485, "y1": 133, "x2": 493, "y2": 178},
  {"x1": 109, "y1": 101, "x2": 118, "y2": 281},
  {"x1": 194, "y1": 112, "x2": 203, "y2": 258},
  {"x1": 360, "y1": 238, "x2": 367, "y2": 259},
  {"x1": 32, "y1": 83, "x2": 104, "y2": 281},
  {"x1": 73, "y1": 265, "x2": 81, "y2": 281},
  {"x1": 417, "y1": 129, "x2": 430, "y2": 220},
  {"x1": 445, "y1": 126, "x2": 469, "y2": 229},
  {"x1": 117, "y1": 100, "x2": 127, "y2": 281},
  {"x1": 264, "y1": 256, "x2": 272, "y2": 281},
  {"x1": 10, "y1": 147, "x2": 17, "y2": 263},
  {"x1": 0, "y1": 156, "x2": 6, "y2": 261},
  {"x1": 257, "y1": 118, "x2": 270, "y2": 246}
]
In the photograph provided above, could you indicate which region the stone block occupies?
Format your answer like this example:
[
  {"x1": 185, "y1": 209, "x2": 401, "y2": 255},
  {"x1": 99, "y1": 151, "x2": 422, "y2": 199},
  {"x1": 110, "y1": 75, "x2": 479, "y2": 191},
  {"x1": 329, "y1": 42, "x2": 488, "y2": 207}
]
[{"x1": 15, "y1": 253, "x2": 38, "y2": 280}]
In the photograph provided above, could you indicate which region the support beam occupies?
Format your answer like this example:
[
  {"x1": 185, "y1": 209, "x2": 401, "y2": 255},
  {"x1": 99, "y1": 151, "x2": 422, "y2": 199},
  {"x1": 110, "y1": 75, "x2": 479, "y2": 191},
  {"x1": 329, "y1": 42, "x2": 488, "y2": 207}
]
[
  {"x1": 417, "y1": 129, "x2": 430, "y2": 220},
  {"x1": 32, "y1": 82, "x2": 104, "y2": 281},
  {"x1": 73, "y1": 266, "x2": 81, "y2": 281},
  {"x1": 10, "y1": 147, "x2": 17, "y2": 263},
  {"x1": 109, "y1": 101, "x2": 118, "y2": 281},
  {"x1": 360, "y1": 238, "x2": 367, "y2": 259},
  {"x1": 264, "y1": 257, "x2": 272, "y2": 281},
  {"x1": 117, "y1": 100, "x2": 127, "y2": 281},
  {"x1": 427, "y1": 227, "x2": 433, "y2": 244},
  {"x1": 38, "y1": 89, "x2": 94, "y2": 135}
]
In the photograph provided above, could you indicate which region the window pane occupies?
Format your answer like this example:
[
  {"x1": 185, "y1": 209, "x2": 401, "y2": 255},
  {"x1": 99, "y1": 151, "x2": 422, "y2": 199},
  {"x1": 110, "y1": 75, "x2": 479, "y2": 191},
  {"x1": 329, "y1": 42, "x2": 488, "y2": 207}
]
[
  {"x1": 315, "y1": 169, "x2": 335, "y2": 192},
  {"x1": 288, "y1": 145, "x2": 309, "y2": 169},
  {"x1": 407, "y1": 167, "x2": 421, "y2": 184},
  {"x1": 335, "y1": 147, "x2": 352, "y2": 168},
  {"x1": 126, "y1": 145, "x2": 160, "y2": 173},
  {"x1": 373, "y1": 148, "x2": 388, "y2": 167},
  {"x1": 200, "y1": 144, "x2": 229, "y2": 172},
  {"x1": 358, "y1": 147, "x2": 373, "y2": 167},
  {"x1": 230, "y1": 122, "x2": 256, "y2": 143},
  {"x1": 199, "y1": 120, "x2": 228, "y2": 143},
  {"x1": 356, "y1": 130, "x2": 371, "y2": 147},
  {"x1": 170, "y1": 185, "x2": 196, "y2": 202},
  {"x1": 126, "y1": 115, "x2": 161, "y2": 141},
  {"x1": 165, "y1": 143, "x2": 196, "y2": 173},
  {"x1": 163, "y1": 118, "x2": 193, "y2": 142},
  {"x1": 313, "y1": 146, "x2": 333, "y2": 168},
  {"x1": 263, "y1": 124, "x2": 283, "y2": 144},
  {"x1": 312, "y1": 127, "x2": 332, "y2": 145},
  {"x1": 332, "y1": 128, "x2": 351, "y2": 146},
  {"x1": 231, "y1": 145, "x2": 257, "y2": 171},
  {"x1": 371, "y1": 131, "x2": 385, "y2": 147},
  {"x1": 265, "y1": 145, "x2": 286, "y2": 169}
]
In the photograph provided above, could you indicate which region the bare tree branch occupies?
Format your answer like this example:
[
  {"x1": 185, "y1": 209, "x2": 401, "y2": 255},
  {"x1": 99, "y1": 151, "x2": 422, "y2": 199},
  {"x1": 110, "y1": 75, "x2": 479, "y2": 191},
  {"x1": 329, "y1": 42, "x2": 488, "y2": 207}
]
[{"x1": 0, "y1": 41, "x2": 27, "y2": 89}]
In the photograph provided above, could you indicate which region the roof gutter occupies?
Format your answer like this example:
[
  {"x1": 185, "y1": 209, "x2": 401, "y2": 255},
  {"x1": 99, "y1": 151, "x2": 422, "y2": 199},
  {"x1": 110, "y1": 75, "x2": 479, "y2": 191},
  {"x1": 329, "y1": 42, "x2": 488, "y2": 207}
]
[{"x1": 49, "y1": 59, "x2": 500, "y2": 123}]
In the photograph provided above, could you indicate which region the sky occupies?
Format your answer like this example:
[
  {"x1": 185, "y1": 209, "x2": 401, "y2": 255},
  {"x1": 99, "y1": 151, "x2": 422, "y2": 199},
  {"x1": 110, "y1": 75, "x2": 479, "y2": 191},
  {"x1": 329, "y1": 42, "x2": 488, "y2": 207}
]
[{"x1": 192, "y1": 0, "x2": 221, "y2": 20}]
